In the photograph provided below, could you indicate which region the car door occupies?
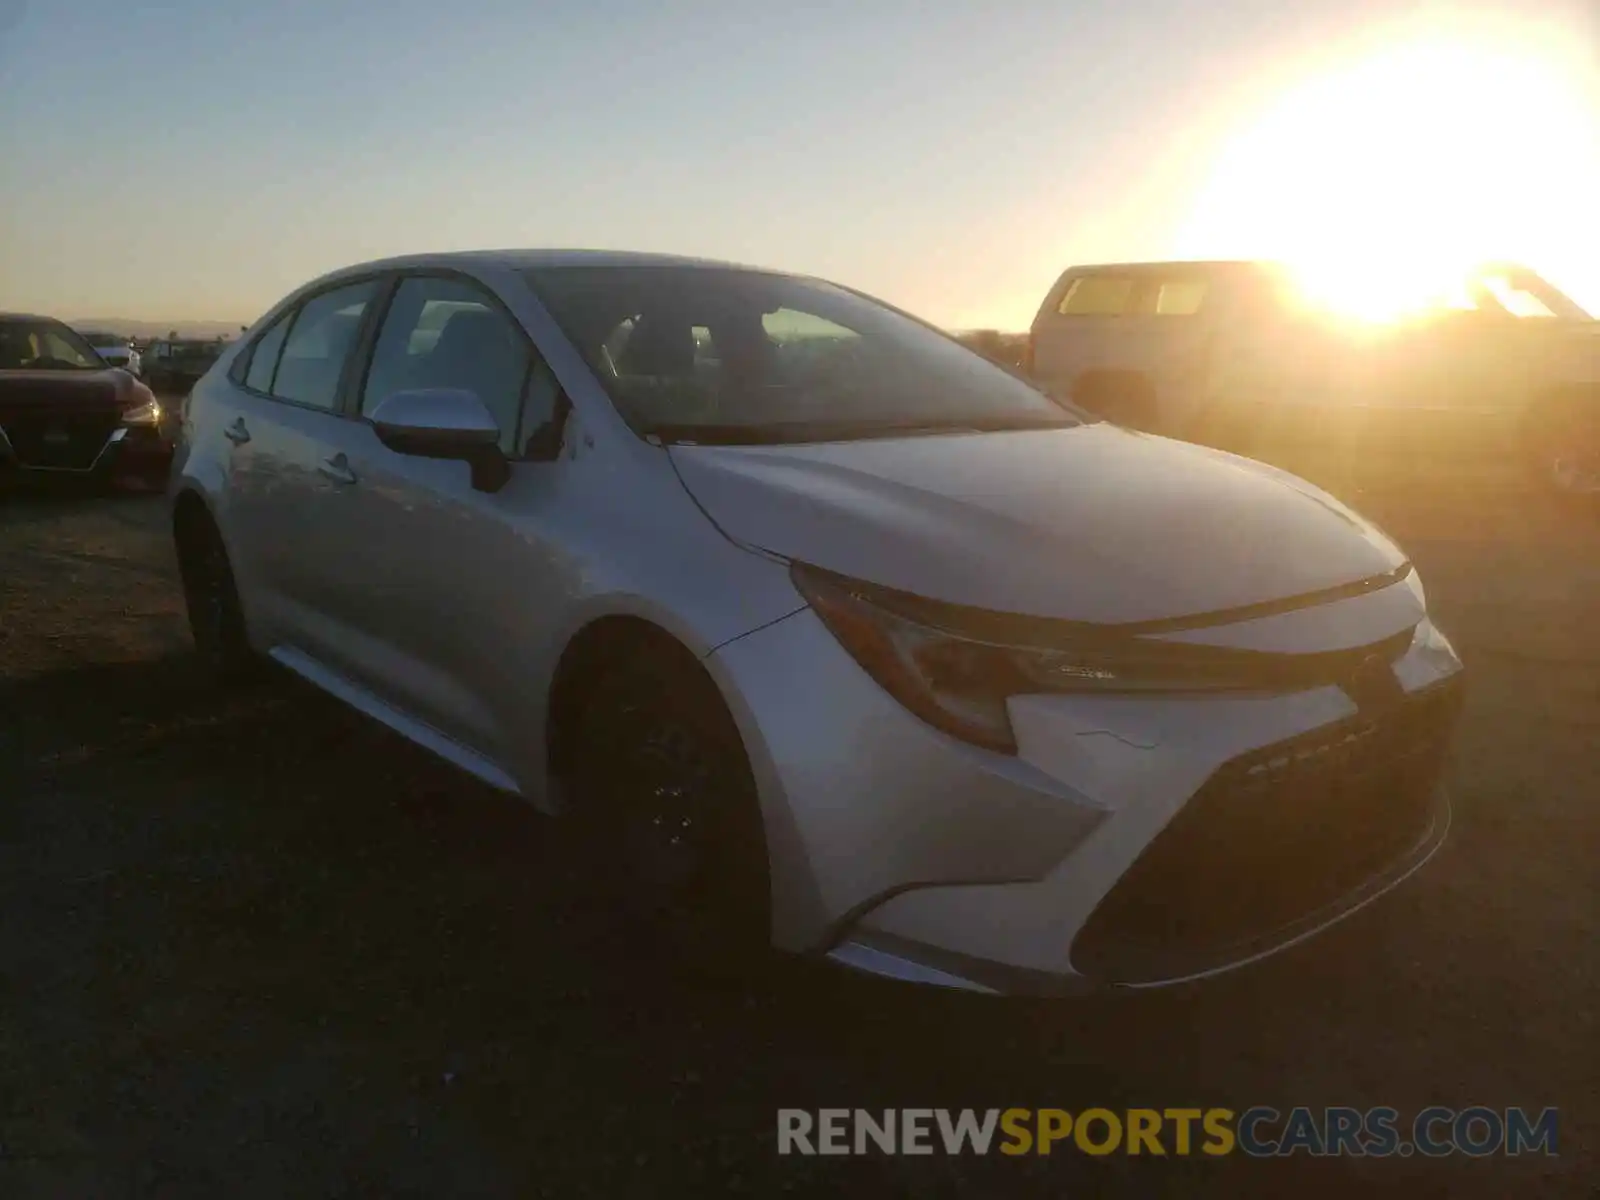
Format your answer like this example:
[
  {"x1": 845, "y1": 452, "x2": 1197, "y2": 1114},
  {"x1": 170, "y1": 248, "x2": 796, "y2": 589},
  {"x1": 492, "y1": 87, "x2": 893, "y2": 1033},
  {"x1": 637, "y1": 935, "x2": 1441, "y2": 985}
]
[
  {"x1": 1031, "y1": 272, "x2": 1145, "y2": 394},
  {"x1": 1130, "y1": 272, "x2": 1215, "y2": 422},
  {"x1": 303, "y1": 271, "x2": 570, "y2": 770},
  {"x1": 219, "y1": 277, "x2": 386, "y2": 665}
]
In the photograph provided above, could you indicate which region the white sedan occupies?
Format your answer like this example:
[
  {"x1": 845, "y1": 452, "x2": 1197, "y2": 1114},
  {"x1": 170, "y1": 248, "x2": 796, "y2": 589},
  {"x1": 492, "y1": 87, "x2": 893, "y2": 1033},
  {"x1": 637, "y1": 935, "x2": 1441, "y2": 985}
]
[{"x1": 167, "y1": 249, "x2": 1466, "y2": 993}]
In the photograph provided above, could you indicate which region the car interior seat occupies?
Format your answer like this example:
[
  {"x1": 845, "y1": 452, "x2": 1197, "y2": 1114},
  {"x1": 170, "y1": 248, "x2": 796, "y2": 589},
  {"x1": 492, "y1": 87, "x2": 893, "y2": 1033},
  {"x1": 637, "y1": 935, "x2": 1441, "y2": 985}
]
[
  {"x1": 420, "y1": 309, "x2": 527, "y2": 434},
  {"x1": 616, "y1": 315, "x2": 697, "y2": 378}
]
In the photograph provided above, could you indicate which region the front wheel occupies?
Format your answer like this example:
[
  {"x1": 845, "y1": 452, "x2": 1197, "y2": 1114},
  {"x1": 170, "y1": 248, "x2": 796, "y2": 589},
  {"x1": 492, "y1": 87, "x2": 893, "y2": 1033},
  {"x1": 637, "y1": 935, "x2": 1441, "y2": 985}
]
[
  {"x1": 562, "y1": 641, "x2": 772, "y2": 979},
  {"x1": 1526, "y1": 391, "x2": 1600, "y2": 505},
  {"x1": 175, "y1": 513, "x2": 259, "y2": 685},
  {"x1": 1073, "y1": 372, "x2": 1161, "y2": 431}
]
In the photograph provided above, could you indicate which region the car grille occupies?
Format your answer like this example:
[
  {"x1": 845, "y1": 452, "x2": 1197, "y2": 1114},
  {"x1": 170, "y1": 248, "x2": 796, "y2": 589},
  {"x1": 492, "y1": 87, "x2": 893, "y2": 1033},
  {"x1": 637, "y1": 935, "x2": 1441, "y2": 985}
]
[
  {"x1": 1, "y1": 410, "x2": 122, "y2": 470},
  {"x1": 1071, "y1": 675, "x2": 1464, "y2": 983}
]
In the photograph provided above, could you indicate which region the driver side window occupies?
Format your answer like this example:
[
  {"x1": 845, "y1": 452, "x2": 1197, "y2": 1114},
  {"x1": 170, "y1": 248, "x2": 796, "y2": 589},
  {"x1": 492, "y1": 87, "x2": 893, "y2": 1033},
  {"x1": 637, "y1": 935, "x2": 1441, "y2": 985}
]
[
  {"x1": 361, "y1": 276, "x2": 532, "y2": 456},
  {"x1": 761, "y1": 307, "x2": 858, "y2": 375},
  {"x1": 43, "y1": 329, "x2": 91, "y2": 366}
]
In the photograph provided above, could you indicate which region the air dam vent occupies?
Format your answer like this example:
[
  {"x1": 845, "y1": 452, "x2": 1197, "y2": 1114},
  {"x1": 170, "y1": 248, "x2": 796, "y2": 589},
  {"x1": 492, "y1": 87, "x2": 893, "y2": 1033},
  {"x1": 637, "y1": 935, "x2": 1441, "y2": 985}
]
[{"x1": 1071, "y1": 675, "x2": 1464, "y2": 984}]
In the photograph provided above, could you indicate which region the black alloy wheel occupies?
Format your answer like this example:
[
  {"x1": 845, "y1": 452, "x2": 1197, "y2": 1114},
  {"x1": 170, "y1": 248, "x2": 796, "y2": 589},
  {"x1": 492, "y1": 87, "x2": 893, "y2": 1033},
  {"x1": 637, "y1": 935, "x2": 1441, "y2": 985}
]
[
  {"x1": 177, "y1": 518, "x2": 257, "y2": 684},
  {"x1": 565, "y1": 647, "x2": 771, "y2": 977}
]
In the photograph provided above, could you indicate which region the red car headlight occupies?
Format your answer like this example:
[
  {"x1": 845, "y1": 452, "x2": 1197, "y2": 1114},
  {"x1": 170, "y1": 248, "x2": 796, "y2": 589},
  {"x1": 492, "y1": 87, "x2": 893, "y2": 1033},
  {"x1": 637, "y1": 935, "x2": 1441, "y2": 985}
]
[{"x1": 121, "y1": 384, "x2": 162, "y2": 426}]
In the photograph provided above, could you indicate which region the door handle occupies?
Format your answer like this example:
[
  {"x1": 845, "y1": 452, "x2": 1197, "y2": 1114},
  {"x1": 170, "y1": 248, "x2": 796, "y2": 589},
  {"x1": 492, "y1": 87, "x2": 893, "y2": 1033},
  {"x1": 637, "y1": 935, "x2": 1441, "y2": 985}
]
[
  {"x1": 318, "y1": 453, "x2": 358, "y2": 486},
  {"x1": 224, "y1": 416, "x2": 251, "y2": 445}
]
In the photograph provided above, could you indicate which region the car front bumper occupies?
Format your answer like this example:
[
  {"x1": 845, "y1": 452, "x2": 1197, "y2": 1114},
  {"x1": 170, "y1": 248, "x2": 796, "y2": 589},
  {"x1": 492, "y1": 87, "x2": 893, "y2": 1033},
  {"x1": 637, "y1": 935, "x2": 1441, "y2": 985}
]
[
  {"x1": 710, "y1": 583, "x2": 1465, "y2": 995},
  {"x1": 0, "y1": 418, "x2": 173, "y2": 483}
]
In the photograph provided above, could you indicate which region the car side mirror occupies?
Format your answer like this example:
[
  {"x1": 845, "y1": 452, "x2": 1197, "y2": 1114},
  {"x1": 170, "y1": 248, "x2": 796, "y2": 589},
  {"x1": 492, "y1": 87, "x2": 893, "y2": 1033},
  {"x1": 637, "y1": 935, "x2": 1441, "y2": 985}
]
[{"x1": 369, "y1": 388, "x2": 510, "y2": 493}]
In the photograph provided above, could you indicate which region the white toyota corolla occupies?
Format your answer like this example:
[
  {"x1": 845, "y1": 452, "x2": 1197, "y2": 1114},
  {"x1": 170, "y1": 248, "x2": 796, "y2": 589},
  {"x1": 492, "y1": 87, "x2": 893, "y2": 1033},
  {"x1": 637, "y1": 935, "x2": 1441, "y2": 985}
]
[{"x1": 168, "y1": 250, "x2": 1465, "y2": 993}]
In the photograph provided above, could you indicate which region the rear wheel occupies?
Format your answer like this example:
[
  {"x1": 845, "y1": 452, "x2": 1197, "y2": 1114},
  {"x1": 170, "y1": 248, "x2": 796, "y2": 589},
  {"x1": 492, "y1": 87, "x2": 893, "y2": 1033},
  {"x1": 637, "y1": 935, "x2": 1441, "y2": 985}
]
[
  {"x1": 560, "y1": 634, "x2": 771, "y2": 979},
  {"x1": 1526, "y1": 391, "x2": 1600, "y2": 505},
  {"x1": 174, "y1": 508, "x2": 259, "y2": 685},
  {"x1": 1074, "y1": 372, "x2": 1161, "y2": 431}
]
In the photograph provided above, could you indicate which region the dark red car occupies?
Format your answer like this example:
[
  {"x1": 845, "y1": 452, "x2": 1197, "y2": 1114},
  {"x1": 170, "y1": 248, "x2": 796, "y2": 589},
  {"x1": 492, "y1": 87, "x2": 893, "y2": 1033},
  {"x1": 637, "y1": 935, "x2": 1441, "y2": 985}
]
[{"x1": 0, "y1": 313, "x2": 174, "y2": 489}]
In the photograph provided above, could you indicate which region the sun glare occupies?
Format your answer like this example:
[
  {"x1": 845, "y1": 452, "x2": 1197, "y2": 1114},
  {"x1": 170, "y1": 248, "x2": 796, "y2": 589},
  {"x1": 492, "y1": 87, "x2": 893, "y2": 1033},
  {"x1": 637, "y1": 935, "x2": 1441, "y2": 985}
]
[{"x1": 1178, "y1": 32, "x2": 1600, "y2": 325}]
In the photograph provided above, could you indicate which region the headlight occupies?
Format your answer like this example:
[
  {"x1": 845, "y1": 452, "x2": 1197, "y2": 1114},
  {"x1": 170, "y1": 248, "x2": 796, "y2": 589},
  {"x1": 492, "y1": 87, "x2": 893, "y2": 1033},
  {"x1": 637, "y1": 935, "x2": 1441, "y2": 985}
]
[
  {"x1": 121, "y1": 398, "x2": 162, "y2": 426},
  {"x1": 1402, "y1": 565, "x2": 1426, "y2": 610},
  {"x1": 790, "y1": 564, "x2": 1364, "y2": 754},
  {"x1": 1410, "y1": 615, "x2": 1458, "y2": 660}
]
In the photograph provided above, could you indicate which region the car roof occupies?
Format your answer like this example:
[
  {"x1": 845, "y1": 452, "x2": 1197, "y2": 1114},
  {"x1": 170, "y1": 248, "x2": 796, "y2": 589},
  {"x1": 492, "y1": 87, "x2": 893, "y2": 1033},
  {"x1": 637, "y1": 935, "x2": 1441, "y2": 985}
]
[
  {"x1": 0, "y1": 311, "x2": 70, "y2": 324},
  {"x1": 304, "y1": 248, "x2": 798, "y2": 292},
  {"x1": 1065, "y1": 260, "x2": 1275, "y2": 275}
]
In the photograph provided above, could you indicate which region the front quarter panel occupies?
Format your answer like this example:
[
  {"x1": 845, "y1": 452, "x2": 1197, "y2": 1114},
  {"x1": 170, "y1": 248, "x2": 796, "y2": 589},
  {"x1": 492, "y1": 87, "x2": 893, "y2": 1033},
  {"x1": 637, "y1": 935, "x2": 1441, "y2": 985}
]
[
  {"x1": 462, "y1": 412, "x2": 809, "y2": 811},
  {"x1": 167, "y1": 346, "x2": 277, "y2": 645},
  {"x1": 168, "y1": 375, "x2": 234, "y2": 527}
]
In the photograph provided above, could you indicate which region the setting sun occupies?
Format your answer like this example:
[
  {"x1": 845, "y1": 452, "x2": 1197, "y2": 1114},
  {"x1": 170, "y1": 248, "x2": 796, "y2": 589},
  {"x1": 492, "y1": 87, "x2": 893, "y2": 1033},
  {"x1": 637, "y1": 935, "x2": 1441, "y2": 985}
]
[{"x1": 1179, "y1": 29, "x2": 1600, "y2": 324}]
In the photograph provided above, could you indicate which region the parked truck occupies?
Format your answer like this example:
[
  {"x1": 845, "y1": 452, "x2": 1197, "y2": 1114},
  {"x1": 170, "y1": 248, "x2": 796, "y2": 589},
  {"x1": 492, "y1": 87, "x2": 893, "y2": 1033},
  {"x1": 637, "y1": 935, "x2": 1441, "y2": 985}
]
[{"x1": 1026, "y1": 260, "x2": 1598, "y2": 499}]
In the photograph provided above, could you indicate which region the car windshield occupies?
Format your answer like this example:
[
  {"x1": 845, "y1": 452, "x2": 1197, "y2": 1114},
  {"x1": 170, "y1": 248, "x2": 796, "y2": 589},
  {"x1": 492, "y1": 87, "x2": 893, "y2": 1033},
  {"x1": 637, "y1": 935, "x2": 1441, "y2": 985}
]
[
  {"x1": 1269, "y1": 262, "x2": 1593, "y2": 323},
  {"x1": 0, "y1": 319, "x2": 107, "y2": 371},
  {"x1": 526, "y1": 265, "x2": 1085, "y2": 444},
  {"x1": 1462, "y1": 269, "x2": 1591, "y2": 320},
  {"x1": 82, "y1": 331, "x2": 124, "y2": 348}
]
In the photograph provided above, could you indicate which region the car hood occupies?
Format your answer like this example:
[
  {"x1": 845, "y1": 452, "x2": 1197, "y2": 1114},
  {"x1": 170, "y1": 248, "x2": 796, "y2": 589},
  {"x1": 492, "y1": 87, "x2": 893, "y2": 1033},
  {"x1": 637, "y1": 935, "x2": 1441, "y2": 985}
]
[
  {"x1": 669, "y1": 424, "x2": 1408, "y2": 625},
  {"x1": 0, "y1": 368, "x2": 134, "y2": 413}
]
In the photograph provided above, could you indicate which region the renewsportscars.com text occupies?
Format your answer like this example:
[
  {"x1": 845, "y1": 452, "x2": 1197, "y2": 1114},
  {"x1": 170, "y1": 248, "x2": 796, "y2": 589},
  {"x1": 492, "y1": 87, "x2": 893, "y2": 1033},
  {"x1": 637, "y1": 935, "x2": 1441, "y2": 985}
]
[{"x1": 777, "y1": 1106, "x2": 1559, "y2": 1158}]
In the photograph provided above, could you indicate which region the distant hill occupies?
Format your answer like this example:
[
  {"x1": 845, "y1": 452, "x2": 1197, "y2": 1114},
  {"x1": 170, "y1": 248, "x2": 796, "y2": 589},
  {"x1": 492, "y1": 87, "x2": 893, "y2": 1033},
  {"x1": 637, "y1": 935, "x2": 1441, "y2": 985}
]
[{"x1": 68, "y1": 318, "x2": 247, "y2": 341}]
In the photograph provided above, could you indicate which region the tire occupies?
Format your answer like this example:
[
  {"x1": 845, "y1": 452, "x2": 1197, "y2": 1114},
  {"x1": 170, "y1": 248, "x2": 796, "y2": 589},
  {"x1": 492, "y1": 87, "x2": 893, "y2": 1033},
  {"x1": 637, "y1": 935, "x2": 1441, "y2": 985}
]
[
  {"x1": 1074, "y1": 373, "x2": 1160, "y2": 431},
  {"x1": 562, "y1": 637, "x2": 771, "y2": 980},
  {"x1": 175, "y1": 512, "x2": 260, "y2": 685},
  {"x1": 1525, "y1": 390, "x2": 1600, "y2": 506}
]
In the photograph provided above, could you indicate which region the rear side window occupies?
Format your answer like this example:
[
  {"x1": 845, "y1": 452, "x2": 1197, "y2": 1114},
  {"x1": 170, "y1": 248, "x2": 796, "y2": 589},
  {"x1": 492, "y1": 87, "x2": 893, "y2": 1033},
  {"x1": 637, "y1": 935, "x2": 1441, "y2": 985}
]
[
  {"x1": 1057, "y1": 276, "x2": 1137, "y2": 316},
  {"x1": 1154, "y1": 279, "x2": 1208, "y2": 315},
  {"x1": 272, "y1": 281, "x2": 380, "y2": 410},
  {"x1": 242, "y1": 313, "x2": 292, "y2": 392}
]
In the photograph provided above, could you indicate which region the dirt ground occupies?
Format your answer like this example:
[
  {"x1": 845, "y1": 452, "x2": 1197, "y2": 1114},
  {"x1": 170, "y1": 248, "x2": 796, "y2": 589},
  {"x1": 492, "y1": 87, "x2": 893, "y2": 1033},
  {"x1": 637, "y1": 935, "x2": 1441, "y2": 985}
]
[{"x1": 1, "y1": 477, "x2": 1595, "y2": 1198}]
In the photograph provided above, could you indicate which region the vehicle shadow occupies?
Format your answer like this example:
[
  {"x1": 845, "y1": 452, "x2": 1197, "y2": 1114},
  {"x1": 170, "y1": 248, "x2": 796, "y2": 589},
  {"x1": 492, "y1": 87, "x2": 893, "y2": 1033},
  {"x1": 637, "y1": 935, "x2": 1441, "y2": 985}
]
[
  {"x1": 0, "y1": 476, "x2": 163, "y2": 518},
  {"x1": 0, "y1": 653, "x2": 1446, "y2": 1194},
  {"x1": 3, "y1": 532, "x2": 176, "y2": 585}
]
